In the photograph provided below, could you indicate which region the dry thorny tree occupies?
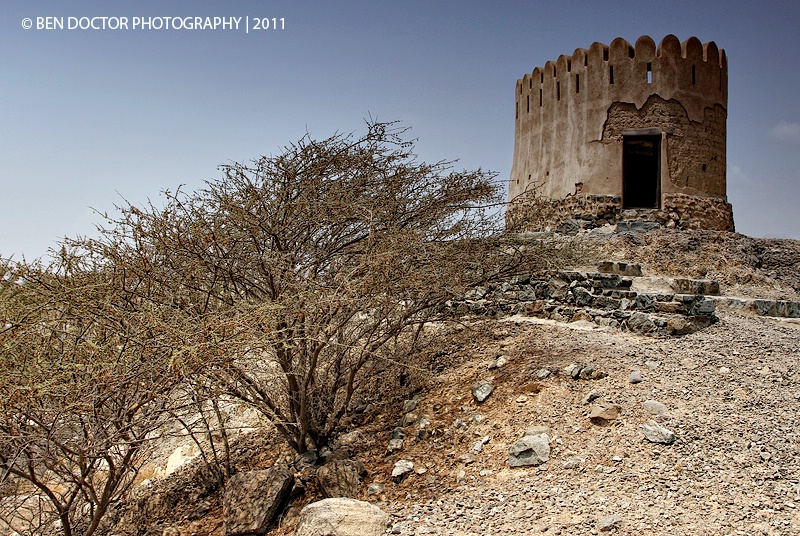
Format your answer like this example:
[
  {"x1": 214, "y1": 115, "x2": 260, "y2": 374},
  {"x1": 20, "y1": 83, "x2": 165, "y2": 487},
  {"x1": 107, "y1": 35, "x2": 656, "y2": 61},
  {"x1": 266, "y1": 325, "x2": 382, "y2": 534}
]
[
  {"x1": 1, "y1": 121, "x2": 576, "y2": 534},
  {"x1": 0, "y1": 256, "x2": 183, "y2": 536},
  {"x1": 74, "y1": 121, "x2": 562, "y2": 455}
]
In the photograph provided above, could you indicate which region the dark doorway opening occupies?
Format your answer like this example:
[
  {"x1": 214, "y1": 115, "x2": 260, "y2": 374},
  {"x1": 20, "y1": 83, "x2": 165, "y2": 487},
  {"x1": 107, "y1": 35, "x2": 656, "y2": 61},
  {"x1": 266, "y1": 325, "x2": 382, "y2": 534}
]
[{"x1": 623, "y1": 135, "x2": 660, "y2": 209}]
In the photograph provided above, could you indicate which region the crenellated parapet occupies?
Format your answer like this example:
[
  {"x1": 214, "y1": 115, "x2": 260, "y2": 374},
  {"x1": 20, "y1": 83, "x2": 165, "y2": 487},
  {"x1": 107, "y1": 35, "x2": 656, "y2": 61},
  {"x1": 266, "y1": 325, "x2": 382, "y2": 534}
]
[
  {"x1": 516, "y1": 35, "x2": 726, "y2": 124},
  {"x1": 510, "y1": 35, "x2": 732, "y2": 232}
]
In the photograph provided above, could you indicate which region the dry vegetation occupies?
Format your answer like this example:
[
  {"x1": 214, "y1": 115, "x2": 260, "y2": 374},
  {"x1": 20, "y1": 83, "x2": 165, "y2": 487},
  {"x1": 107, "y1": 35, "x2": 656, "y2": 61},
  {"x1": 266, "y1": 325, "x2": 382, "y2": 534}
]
[{"x1": 0, "y1": 122, "x2": 576, "y2": 535}]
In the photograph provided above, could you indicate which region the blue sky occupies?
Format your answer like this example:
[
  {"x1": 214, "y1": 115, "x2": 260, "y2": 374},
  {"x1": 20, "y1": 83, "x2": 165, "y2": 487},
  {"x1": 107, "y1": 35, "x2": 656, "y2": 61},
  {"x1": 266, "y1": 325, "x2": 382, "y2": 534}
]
[{"x1": 2, "y1": 0, "x2": 799, "y2": 259}]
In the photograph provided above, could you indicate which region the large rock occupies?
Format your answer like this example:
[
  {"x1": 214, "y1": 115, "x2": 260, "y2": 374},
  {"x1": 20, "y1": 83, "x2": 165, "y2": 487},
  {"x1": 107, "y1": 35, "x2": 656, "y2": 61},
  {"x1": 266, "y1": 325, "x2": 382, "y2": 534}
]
[
  {"x1": 508, "y1": 433, "x2": 550, "y2": 467},
  {"x1": 223, "y1": 465, "x2": 293, "y2": 536},
  {"x1": 317, "y1": 459, "x2": 365, "y2": 498},
  {"x1": 294, "y1": 498, "x2": 389, "y2": 536}
]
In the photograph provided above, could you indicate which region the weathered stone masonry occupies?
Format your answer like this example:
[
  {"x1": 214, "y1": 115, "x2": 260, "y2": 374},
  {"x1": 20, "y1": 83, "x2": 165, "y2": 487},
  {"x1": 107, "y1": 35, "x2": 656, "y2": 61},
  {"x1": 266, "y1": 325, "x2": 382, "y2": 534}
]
[{"x1": 508, "y1": 35, "x2": 734, "y2": 232}]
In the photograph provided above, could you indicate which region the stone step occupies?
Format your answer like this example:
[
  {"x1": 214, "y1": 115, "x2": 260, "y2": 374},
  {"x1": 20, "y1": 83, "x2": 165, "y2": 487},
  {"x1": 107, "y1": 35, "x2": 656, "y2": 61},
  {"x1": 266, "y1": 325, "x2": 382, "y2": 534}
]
[
  {"x1": 710, "y1": 297, "x2": 800, "y2": 318},
  {"x1": 671, "y1": 278, "x2": 720, "y2": 296},
  {"x1": 595, "y1": 262, "x2": 721, "y2": 296},
  {"x1": 597, "y1": 261, "x2": 643, "y2": 277}
]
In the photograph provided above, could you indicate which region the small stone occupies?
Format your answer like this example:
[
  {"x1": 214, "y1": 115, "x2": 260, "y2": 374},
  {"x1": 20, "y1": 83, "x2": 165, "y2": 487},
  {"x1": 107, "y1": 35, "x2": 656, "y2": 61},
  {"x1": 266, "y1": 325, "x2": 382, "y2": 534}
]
[
  {"x1": 628, "y1": 370, "x2": 644, "y2": 384},
  {"x1": 415, "y1": 416, "x2": 431, "y2": 432},
  {"x1": 719, "y1": 366, "x2": 731, "y2": 374},
  {"x1": 402, "y1": 398, "x2": 419, "y2": 413},
  {"x1": 640, "y1": 419, "x2": 676, "y2": 445},
  {"x1": 583, "y1": 390, "x2": 602, "y2": 404},
  {"x1": 335, "y1": 430, "x2": 365, "y2": 450},
  {"x1": 524, "y1": 426, "x2": 551, "y2": 438},
  {"x1": 472, "y1": 441, "x2": 484, "y2": 454},
  {"x1": 589, "y1": 403, "x2": 621, "y2": 422},
  {"x1": 597, "y1": 514, "x2": 624, "y2": 531},
  {"x1": 472, "y1": 381, "x2": 494, "y2": 403},
  {"x1": 401, "y1": 412, "x2": 419, "y2": 427},
  {"x1": 367, "y1": 483, "x2": 385, "y2": 495},
  {"x1": 458, "y1": 453, "x2": 475, "y2": 464},
  {"x1": 562, "y1": 458, "x2": 581, "y2": 470},
  {"x1": 391, "y1": 460, "x2": 414, "y2": 483},
  {"x1": 628, "y1": 312, "x2": 657, "y2": 334},
  {"x1": 591, "y1": 370, "x2": 608, "y2": 380},
  {"x1": 489, "y1": 355, "x2": 508, "y2": 369},
  {"x1": 644, "y1": 360, "x2": 659, "y2": 369},
  {"x1": 516, "y1": 395, "x2": 528, "y2": 404},
  {"x1": 536, "y1": 368, "x2": 552, "y2": 379},
  {"x1": 386, "y1": 438, "x2": 404, "y2": 454},
  {"x1": 564, "y1": 364, "x2": 579, "y2": 377},
  {"x1": 391, "y1": 521, "x2": 411, "y2": 534},
  {"x1": 453, "y1": 418, "x2": 468, "y2": 432},
  {"x1": 642, "y1": 400, "x2": 667, "y2": 415}
]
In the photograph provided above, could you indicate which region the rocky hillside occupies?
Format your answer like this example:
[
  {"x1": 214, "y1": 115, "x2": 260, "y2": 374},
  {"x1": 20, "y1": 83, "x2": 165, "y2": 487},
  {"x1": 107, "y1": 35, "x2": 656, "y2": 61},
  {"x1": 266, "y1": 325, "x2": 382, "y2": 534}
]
[{"x1": 98, "y1": 229, "x2": 800, "y2": 536}]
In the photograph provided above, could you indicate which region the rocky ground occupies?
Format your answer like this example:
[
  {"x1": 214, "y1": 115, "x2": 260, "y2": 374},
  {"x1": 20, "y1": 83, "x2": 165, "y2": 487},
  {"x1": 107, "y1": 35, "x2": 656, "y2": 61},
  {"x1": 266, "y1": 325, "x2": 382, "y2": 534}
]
[
  {"x1": 101, "y1": 229, "x2": 800, "y2": 536},
  {"x1": 367, "y1": 312, "x2": 800, "y2": 535}
]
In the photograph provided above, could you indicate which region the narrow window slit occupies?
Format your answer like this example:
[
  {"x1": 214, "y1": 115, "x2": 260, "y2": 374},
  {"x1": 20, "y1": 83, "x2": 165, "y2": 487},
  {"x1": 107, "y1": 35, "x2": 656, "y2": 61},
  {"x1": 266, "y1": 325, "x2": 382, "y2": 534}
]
[
  {"x1": 692, "y1": 64, "x2": 696, "y2": 84},
  {"x1": 609, "y1": 65, "x2": 614, "y2": 85},
  {"x1": 647, "y1": 62, "x2": 652, "y2": 84},
  {"x1": 576, "y1": 74, "x2": 580, "y2": 93}
]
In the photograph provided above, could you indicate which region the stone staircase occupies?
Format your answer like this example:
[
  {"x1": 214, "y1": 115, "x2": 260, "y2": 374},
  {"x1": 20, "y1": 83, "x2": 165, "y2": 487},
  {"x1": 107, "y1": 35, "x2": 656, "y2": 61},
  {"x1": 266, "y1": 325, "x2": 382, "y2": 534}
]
[{"x1": 449, "y1": 260, "x2": 800, "y2": 337}]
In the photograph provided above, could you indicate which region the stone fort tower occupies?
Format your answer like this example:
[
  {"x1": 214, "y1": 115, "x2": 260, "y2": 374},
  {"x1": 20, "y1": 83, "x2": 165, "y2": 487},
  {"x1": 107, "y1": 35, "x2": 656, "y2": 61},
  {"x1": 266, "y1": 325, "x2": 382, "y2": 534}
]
[{"x1": 508, "y1": 35, "x2": 734, "y2": 231}]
